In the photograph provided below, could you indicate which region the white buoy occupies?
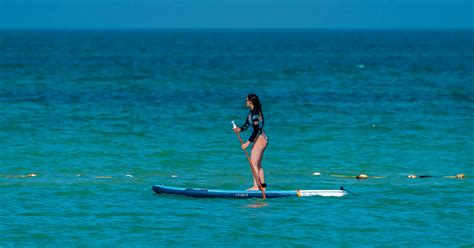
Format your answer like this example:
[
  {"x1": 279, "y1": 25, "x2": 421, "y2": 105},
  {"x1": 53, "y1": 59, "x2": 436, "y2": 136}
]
[
  {"x1": 356, "y1": 174, "x2": 368, "y2": 179},
  {"x1": 313, "y1": 172, "x2": 321, "y2": 176}
]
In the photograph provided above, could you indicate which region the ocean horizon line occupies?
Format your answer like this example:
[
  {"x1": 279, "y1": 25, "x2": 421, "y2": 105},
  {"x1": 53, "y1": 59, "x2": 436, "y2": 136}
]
[{"x1": 0, "y1": 27, "x2": 473, "y2": 32}]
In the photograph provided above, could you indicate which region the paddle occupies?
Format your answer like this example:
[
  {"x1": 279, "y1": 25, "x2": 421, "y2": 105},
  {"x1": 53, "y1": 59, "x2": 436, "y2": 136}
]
[{"x1": 232, "y1": 120, "x2": 266, "y2": 199}]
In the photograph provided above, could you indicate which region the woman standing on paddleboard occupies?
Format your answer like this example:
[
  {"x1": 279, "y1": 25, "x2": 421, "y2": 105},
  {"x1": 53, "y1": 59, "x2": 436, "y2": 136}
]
[{"x1": 234, "y1": 94, "x2": 268, "y2": 191}]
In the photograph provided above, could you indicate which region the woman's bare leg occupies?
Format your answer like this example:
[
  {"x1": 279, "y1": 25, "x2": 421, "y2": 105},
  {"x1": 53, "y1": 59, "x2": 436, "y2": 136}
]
[
  {"x1": 247, "y1": 136, "x2": 268, "y2": 190},
  {"x1": 257, "y1": 147, "x2": 266, "y2": 185}
]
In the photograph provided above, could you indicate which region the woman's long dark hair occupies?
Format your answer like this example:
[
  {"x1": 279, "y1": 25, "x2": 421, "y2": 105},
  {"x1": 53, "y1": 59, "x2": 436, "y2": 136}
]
[{"x1": 247, "y1": 94, "x2": 264, "y2": 119}]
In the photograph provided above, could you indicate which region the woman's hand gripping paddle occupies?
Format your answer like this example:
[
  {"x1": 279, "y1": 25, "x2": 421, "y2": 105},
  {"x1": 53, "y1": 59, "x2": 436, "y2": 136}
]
[{"x1": 232, "y1": 120, "x2": 266, "y2": 199}]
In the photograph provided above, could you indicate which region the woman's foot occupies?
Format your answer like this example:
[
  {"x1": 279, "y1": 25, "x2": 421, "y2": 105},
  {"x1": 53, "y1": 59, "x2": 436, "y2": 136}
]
[{"x1": 246, "y1": 186, "x2": 259, "y2": 191}]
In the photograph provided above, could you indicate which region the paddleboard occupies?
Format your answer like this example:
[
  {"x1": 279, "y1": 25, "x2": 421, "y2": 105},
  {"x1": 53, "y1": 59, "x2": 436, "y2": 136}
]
[{"x1": 152, "y1": 185, "x2": 347, "y2": 198}]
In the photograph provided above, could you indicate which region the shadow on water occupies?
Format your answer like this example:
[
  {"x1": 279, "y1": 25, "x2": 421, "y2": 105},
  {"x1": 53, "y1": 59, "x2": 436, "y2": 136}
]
[{"x1": 245, "y1": 201, "x2": 269, "y2": 208}]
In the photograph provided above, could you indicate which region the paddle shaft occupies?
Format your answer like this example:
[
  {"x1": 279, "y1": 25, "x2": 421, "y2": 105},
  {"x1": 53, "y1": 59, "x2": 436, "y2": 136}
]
[{"x1": 234, "y1": 130, "x2": 266, "y2": 199}]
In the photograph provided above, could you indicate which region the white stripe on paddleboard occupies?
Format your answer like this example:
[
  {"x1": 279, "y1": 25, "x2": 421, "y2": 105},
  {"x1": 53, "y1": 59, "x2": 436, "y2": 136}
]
[{"x1": 297, "y1": 190, "x2": 346, "y2": 197}]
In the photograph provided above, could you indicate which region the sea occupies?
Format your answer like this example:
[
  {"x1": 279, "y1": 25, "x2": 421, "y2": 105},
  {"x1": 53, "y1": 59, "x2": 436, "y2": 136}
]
[{"x1": 0, "y1": 29, "x2": 473, "y2": 247}]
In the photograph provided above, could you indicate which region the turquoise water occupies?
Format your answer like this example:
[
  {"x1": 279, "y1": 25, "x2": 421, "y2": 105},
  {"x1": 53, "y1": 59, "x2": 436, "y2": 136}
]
[{"x1": 1, "y1": 30, "x2": 473, "y2": 246}]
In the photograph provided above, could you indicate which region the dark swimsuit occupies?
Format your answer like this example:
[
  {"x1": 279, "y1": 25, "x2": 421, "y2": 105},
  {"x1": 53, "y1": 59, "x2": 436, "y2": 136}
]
[{"x1": 239, "y1": 108, "x2": 264, "y2": 143}]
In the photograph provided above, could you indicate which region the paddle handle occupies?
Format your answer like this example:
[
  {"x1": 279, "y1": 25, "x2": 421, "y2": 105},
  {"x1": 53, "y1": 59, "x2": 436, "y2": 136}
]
[{"x1": 232, "y1": 120, "x2": 266, "y2": 199}]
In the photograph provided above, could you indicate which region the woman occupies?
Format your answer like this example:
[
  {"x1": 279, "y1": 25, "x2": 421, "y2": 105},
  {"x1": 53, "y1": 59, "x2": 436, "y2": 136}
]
[{"x1": 234, "y1": 94, "x2": 268, "y2": 191}]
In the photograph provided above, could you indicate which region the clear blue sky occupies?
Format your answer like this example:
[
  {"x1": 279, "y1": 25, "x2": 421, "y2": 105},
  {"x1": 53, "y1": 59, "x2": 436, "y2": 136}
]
[{"x1": 0, "y1": 0, "x2": 472, "y2": 29}]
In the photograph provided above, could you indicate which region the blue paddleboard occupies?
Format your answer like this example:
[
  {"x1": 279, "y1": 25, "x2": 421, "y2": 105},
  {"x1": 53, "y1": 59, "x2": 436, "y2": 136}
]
[{"x1": 152, "y1": 185, "x2": 346, "y2": 199}]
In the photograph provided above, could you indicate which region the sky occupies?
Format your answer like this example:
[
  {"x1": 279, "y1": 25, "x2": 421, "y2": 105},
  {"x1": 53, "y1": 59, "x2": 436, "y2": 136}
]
[{"x1": 0, "y1": 0, "x2": 472, "y2": 29}]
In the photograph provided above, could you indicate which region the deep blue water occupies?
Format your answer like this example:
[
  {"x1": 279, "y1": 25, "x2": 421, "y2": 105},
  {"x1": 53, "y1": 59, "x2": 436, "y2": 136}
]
[{"x1": 0, "y1": 30, "x2": 473, "y2": 247}]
